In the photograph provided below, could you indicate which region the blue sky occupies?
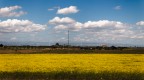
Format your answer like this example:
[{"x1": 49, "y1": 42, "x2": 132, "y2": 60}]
[{"x1": 0, "y1": 0, "x2": 144, "y2": 46}]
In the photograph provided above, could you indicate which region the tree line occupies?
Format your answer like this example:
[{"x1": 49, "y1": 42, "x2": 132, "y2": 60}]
[{"x1": 0, "y1": 43, "x2": 127, "y2": 50}]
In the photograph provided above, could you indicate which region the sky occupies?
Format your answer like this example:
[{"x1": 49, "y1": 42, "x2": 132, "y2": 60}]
[{"x1": 0, "y1": 0, "x2": 144, "y2": 46}]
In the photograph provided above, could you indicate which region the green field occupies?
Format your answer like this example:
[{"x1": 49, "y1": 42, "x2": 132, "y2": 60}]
[{"x1": 0, "y1": 54, "x2": 144, "y2": 80}]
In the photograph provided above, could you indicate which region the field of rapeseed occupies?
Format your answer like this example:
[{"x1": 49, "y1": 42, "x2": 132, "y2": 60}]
[{"x1": 0, "y1": 54, "x2": 144, "y2": 80}]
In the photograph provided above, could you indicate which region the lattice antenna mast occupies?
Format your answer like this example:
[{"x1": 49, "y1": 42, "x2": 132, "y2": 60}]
[{"x1": 68, "y1": 30, "x2": 69, "y2": 46}]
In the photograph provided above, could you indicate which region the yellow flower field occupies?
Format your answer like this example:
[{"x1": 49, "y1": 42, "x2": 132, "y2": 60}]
[{"x1": 0, "y1": 54, "x2": 143, "y2": 73}]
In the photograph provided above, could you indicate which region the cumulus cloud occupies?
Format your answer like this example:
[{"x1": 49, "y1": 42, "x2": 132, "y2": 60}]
[
  {"x1": 82, "y1": 20, "x2": 144, "y2": 40},
  {"x1": 136, "y1": 21, "x2": 144, "y2": 26},
  {"x1": 48, "y1": 17, "x2": 144, "y2": 44},
  {"x1": 49, "y1": 16, "x2": 144, "y2": 41},
  {"x1": 134, "y1": 21, "x2": 144, "y2": 39},
  {"x1": 53, "y1": 17, "x2": 144, "y2": 42},
  {"x1": 0, "y1": 19, "x2": 46, "y2": 33},
  {"x1": 82, "y1": 20, "x2": 135, "y2": 40},
  {"x1": 0, "y1": 5, "x2": 26, "y2": 17},
  {"x1": 49, "y1": 17, "x2": 75, "y2": 24},
  {"x1": 54, "y1": 25, "x2": 67, "y2": 30},
  {"x1": 54, "y1": 22, "x2": 82, "y2": 31},
  {"x1": 49, "y1": 17, "x2": 82, "y2": 31},
  {"x1": 49, "y1": 17, "x2": 129, "y2": 32},
  {"x1": 83, "y1": 20, "x2": 127, "y2": 29},
  {"x1": 57, "y1": 6, "x2": 79, "y2": 15},
  {"x1": 114, "y1": 6, "x2": 121, "y2": 10}
]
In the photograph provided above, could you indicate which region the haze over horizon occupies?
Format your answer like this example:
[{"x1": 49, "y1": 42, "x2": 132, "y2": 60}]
[{"x1": 0, "y1": 0, "x2": 144, "y2": 46}]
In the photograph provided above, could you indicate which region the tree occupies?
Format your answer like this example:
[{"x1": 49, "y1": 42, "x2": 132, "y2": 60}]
[
  {"x1": 111, "y1": 46, "x2": 117, "y2": 50},
  {"x1": 0, "y1": 44, "x2": 4, "y2": 47},
  {"x1": 55, "y1": 43, "x2": 60, "y2": 46}
]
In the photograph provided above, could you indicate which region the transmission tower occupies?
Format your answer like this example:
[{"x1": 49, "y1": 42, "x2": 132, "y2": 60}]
[{"x1": 68, "y1": 30, "x2": 69, "y2": 46}]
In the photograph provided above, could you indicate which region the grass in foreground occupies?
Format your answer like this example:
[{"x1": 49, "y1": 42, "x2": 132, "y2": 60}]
[
  {"x1": 0, "y1": 71, "x2": 144, "y2": 80},
  {"x1": 0, "y1": 54, "x2": 144, "y2": 80}
]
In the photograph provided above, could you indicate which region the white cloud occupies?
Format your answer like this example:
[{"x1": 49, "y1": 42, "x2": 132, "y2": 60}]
[
  {"x1": 49, "y1": 17, "x2": 129, "y2": 32},
  {"x1": 49, "y1": 17, "x2": 75, "y2": 24},
  {"x1": 10, "y1": 37, "x2": 17, "y2": 40},
  {"x1": 0, "y1": 5, "x2": 26, "y2": 17},
  {"x1": 53, "y1": 22, "x2": 82, "y2": 31},
  {"x1": 73, "y1": 22, "x2": 83, "y2": 30},
  {"x1": 48, "y1": 6, "x2": 60, "y2": 11},
  {"x1": 57, "y1": 6, "x2": 79, "y2": 15},
  {"x1": 0, "y1": 19, "x2": 46, "y2": 33},
  {"x1": 136, "y1": 21, "x2": 144, "y2": 26},
  {"x1": 130, "y1": 35, "x2": 144, "y2": 39},
  {"x1": 54, "y1": 25, "x2": 67, "y2": 30},
  {"x1": 49, "y1": 17, "x2": 82, "y2": 31},
  {"x1": 114, "y1": 6, "x2": 121, "y2": 10},
  {"x1": 83, "y1": 20, "x2": 126, "y2": 29},
  {"x1": 49, "y1": 17, "x2": 144, "y2": 41}
]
